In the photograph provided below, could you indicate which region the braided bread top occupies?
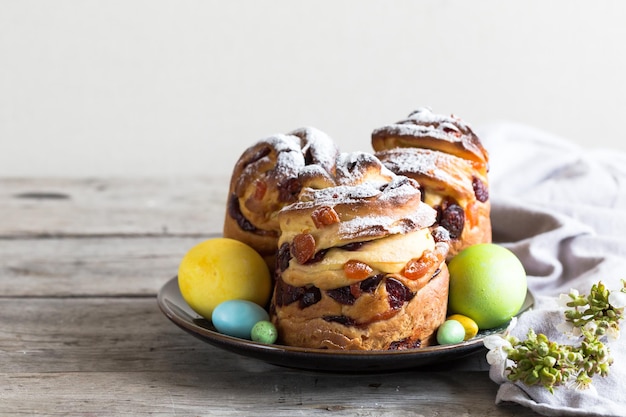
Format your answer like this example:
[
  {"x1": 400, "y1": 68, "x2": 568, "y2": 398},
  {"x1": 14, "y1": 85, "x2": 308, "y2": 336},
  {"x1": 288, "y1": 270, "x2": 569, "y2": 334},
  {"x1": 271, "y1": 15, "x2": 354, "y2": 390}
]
[
  {"x1": 371, "y1": 107, "x2": 489, "y2": 172},
  {"x1": 375, "y1": 147, "x2": 485, "y2": 206},
  {"x1": 278, "y1": 168, "x2": 436, "y2": 252},
  {"x1": 227, "y1": 127, "x2": 339, "y2": 235}
]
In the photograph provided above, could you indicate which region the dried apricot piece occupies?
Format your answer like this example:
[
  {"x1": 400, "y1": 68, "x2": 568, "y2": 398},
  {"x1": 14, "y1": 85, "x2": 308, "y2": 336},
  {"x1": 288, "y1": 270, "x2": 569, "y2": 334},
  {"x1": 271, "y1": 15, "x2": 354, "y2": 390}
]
[
  {"x1": 343, "y1": 260, "x2": 373, "y2": 280},
  {"x1": 290, "y1": 233, "x2": 316, "y2": 264},
  {"x1": 311, "y1": 206, "x2": 340, "y2": 228}
]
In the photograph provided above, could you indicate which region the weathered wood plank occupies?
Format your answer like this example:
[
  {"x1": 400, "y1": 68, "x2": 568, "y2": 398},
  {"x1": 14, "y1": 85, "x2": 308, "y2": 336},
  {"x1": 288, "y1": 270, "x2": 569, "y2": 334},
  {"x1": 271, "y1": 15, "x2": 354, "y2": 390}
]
[
  {"x1": 0, "y1": 371, "x2": 533, "y2": 417},
  {"x1": 0, "y1": 298, "x2": 534, "y2": 417},
  {"x1": 0, "y1": 298, "x2": 254, "y2": 374},
  {"x1": 0, "y1": 236, "x2": 208, "y2": 297},
  {"x1": 0, "y1": 298, "x2": 483, "y2": 373},
  {"x1": 0, "y1": 177, "x2": 229, "y2": 236}
]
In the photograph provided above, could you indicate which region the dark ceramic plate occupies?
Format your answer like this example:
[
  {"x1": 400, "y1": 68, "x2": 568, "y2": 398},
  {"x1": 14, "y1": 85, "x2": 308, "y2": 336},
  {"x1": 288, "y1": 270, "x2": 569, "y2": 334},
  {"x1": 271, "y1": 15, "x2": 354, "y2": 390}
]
[{"x1": 157, "y1": 277, "x2": 533, "y2": 372}]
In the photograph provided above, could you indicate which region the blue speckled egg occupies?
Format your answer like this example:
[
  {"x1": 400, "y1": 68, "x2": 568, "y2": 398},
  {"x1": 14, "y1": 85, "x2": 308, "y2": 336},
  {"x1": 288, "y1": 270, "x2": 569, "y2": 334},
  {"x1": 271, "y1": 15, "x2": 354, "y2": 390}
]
[{"x1": 211, "y1": 300, "x2": 269, "y2": 339}]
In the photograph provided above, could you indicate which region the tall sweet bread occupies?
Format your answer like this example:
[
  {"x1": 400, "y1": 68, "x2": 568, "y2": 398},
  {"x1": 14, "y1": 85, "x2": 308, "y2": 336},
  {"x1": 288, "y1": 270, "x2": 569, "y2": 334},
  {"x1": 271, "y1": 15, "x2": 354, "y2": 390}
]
[
  {"x1": 223, "y1": 127, "x2": 339, "y2": 268},
  {"x1": 372, "y1": 108, "x2": 491, "y2": 258},
  {"x1": 270, "y1": 153, "x2": 450, "y2": 350}
]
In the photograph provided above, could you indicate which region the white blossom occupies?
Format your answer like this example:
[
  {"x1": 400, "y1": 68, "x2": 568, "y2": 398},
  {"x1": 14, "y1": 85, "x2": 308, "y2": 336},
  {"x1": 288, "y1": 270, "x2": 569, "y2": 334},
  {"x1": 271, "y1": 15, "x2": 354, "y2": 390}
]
[
  {"x1": 569, "y1": 378, "x2": 599, "y2": 395},
  {"x1": 556, "y1": 320, "x2": 578, "y2": 337},
  {"x1": 557, "y1": 289, "x2": 579, "y2": 308},
  {"x1": 608, "y1": 291, "x2": 626, "y2": 309},
  {"x1": 583, "y1": 320, "x2": 598, "y2": 335},
  {"x1": 607, "y1": 326, "x2": 621, "y2": 342},
  {"x1": 505, "y1": 317, "x2": 518, "y2": 334},
  {"x1": 484, "y1": 335, "x2": 512, "y2": 366}
]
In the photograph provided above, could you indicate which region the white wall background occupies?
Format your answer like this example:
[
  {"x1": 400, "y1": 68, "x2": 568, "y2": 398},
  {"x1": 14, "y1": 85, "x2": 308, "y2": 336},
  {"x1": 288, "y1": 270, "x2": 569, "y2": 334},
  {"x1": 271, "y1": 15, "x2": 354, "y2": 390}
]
[{"x1": 2, "y1": 1, "x2": 625, "y2": 178}]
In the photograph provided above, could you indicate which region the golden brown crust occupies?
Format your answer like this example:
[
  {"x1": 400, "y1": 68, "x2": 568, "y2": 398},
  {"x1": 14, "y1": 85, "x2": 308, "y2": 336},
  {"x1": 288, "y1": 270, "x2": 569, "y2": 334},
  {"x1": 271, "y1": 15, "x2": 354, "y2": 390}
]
[
  {"x1": 223, "y1": 137, "x2": 406, "y2": 268},
  {"x1": 223, "y1": 127, "x2": 339, "y2": 266},
  {"x1": 272, "y1": 259, "x2": 449, "y2": 350},
  {"x1": 372, "y1": 108, "x2": 492, "y2": 258},
  {"x1": 271, "y1": 161, "x2": 449, "y2": 350},
  {"x1": 376, "y1": 148, "x2": 476, "y2": 204},
  {"x1": 375, "y1": 147, "x2": 491, "y2": 255},
  {"x1": 278, "y1": 176, "x2": 436, "y2": 251},
  {"x1": 371, "y1": 107, "x2": 489, "y2": 175}
]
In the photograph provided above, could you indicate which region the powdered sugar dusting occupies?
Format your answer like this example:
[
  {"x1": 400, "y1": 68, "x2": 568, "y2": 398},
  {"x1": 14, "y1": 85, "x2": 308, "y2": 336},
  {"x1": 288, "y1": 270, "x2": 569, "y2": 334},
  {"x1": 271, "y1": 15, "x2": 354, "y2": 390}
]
[
  {"x1": 378, "y1": 148, "x2": 451, "y2": 178},
  {"x1": 252, "y1": 129, "x2": 338, "y2": 180},
  {"x1": 372, "y1": 107, "x2": 477, "y2": 145},
  {"x1": 249, "y1": 127, "x2": 339, "y2": 177},
  {"x1": 297, "y1": 175, "x2": 419, "y2": 206},
  {"x1": 271, "y1": 137, "x2": 305, "y2": 179},
  {"x1": 404, "y1": 107, "x2": 473, "y2": 132},
  {"x1": 298, "y1": 163, "x2": 335, "y2": 185},
  {"x1": 372, "y1": 124, "x2": 456, "y2": 144},
  {"x1": 337, "y1": 204, "x2": 435, "y2": 239},
  {"x1": 298, "y1": 183, "x2": 383, "y2": 205},
  {"x1": 290, "y1": 127, "x2": 339, "y2": 173},
  {"x1": 260, "y1": 134, "x2": 302, "y2": 155},
  {"x1": 334, "y1": 151, "x2": 395, "y2": 186}
]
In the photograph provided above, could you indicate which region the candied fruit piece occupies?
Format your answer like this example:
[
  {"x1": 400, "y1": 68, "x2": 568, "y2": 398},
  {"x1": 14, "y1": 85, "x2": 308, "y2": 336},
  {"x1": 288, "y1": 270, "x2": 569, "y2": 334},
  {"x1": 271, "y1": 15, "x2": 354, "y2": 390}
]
[
  {"x1": 403, "y1": 250, "x2": 438, "y2": 280},
  {"x1": 290, "y1": 233, "x2": 316, "y2": 264},
  {"x1": 311, "y1": 206, "x2": 340, "y2": 228},
  {"x1": 343, "y1": 260, "x2": 373, "y2": 280}
]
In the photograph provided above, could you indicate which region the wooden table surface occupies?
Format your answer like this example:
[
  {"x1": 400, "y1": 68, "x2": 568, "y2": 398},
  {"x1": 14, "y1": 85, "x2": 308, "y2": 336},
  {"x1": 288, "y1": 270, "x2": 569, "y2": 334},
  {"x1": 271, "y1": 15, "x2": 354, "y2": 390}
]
[{"x1": 1, "y1": 177, "x2": 539, "y2": 416}]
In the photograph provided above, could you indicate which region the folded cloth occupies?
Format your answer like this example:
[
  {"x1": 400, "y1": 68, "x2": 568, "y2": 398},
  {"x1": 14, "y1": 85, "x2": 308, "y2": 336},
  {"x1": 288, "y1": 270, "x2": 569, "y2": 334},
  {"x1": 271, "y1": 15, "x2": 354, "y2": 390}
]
[
  {"x1": 488, "y1": 304, "x2": 626, "y2": 417},
  {"x1": 476, "y1": 122, "x2": 626, "y2": 417}
]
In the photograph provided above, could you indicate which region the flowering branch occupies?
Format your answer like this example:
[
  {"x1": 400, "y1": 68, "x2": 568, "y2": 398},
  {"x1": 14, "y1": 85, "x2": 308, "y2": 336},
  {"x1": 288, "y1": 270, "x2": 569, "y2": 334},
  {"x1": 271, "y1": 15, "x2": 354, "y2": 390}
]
[{"x1": 485, "y1": 280, "x2": 626, "y2": 394}]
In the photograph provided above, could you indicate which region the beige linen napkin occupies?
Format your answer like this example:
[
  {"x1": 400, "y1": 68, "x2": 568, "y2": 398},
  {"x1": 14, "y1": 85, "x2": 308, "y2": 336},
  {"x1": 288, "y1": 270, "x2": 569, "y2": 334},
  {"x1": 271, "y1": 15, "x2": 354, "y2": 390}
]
[{"x1": 476, "y1": 122, "x2": 626, "y2": 416}]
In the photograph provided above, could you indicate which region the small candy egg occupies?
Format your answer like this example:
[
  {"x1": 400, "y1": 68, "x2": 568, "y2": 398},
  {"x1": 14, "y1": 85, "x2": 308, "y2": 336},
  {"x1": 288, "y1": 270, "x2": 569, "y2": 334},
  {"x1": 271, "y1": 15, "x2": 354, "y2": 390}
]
[
  {"x1": 436, "y1": 319, "x2": 466, "y2": 345},
  {"x1": 250, "y1": 320, "x2": 278, "y2": 344},
  {"x1": 211, "y1": 300, "x2": 269, "y2": 339},
  {"x1": 446, "y1": 314, "x2": 479, "y2": 341}
]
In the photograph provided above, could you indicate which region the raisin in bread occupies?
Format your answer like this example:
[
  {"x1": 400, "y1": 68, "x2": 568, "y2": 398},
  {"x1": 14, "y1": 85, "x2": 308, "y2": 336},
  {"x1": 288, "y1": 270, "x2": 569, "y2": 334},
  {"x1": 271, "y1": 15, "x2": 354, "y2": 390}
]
[
  {"x1": 223, "y1": 127, "x2": 339, "y2": 269},
  {"x1": 372, "y1": 108, "x2": 491, "y2": 258},
  {"x1": 270, "y1": 153, "x2": 449, "y2": 350}
]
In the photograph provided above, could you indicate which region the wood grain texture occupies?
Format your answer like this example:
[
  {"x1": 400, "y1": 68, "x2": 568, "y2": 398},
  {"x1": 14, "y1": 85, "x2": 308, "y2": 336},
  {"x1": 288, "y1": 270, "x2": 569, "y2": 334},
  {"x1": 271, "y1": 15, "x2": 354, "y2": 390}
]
[
  {"x1": 1, "y1": 371, "x2": 529, "y2": 416},
  {"x1": 0, "y1": 298, "x2": 533, "y2": 416},
  {"x1": 0, "y1": 178, "x2": 539, "y2": 416},
  {"x1": 1, "y1": 177, "x2": 229, "y2": 236},
  {"x1": 0, "y1": 236, "x2": 203, "y2": 296}
]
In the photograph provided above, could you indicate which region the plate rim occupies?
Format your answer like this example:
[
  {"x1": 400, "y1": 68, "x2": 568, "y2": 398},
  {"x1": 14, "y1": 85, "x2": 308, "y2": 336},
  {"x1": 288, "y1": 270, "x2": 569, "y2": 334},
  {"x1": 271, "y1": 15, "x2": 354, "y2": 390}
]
[{"x1": 157, "y1": 276, "x2": 534, "y2": 369}]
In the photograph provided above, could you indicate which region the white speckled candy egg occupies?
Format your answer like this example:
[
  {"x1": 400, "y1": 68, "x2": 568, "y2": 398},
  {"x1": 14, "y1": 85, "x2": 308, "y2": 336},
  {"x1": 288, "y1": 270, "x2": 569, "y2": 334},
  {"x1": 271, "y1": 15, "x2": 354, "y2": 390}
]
[{"x1": 211, "y1": 300, "x2": 269, "y2": 339}]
